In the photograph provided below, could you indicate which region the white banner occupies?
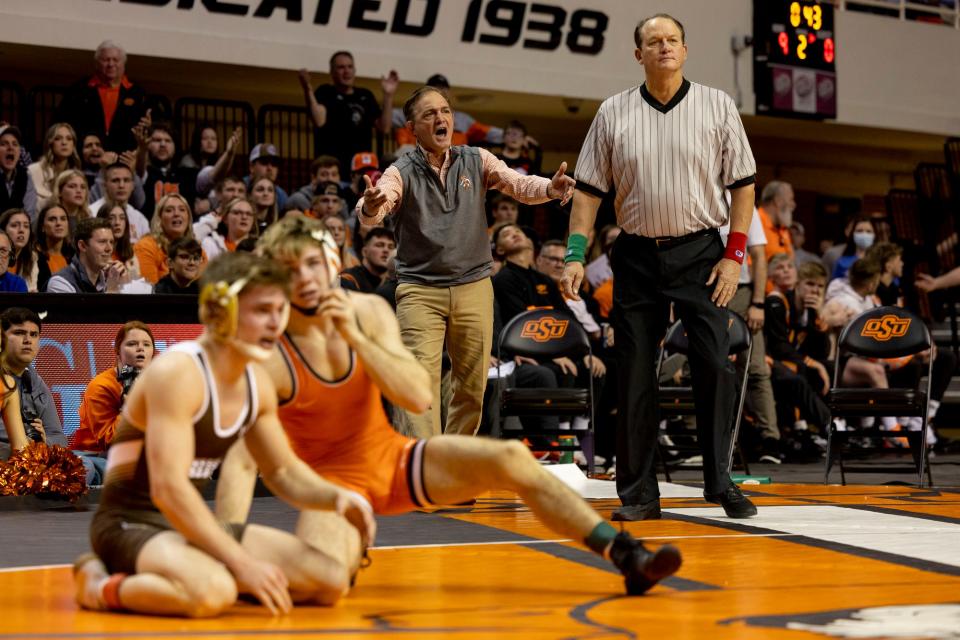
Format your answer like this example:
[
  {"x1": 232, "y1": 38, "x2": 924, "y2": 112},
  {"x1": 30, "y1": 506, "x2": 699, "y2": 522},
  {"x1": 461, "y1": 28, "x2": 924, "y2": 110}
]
[
  {"x1": 0, "y1": 0, "x2": 754, "y2": 109},
  {"x1": 2, "y1": 0, "x2": 958, "y2": 133}
]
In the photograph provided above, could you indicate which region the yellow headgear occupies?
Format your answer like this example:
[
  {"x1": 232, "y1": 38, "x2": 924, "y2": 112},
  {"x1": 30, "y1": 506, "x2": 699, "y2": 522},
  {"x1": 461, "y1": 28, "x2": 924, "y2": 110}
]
[
  {"x1": 198, "y1": 273, "x2": 290, "y2": 362},
  {"x1": 199, "y1": 277, "x2": 248, "y2": 340}
]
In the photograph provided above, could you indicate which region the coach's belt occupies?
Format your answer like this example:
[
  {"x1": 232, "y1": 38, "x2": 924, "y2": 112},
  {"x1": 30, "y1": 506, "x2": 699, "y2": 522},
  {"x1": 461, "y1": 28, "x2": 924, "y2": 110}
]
[{"x1": 647, "y1": 228, "x2": 716, "y2": 249}]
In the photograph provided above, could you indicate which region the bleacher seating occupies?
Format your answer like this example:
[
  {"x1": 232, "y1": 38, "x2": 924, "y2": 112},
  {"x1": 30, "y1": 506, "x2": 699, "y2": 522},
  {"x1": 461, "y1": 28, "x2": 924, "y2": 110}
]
[
  {"x1": 0, "y1": 82, "x2": 23, "y2": 132},
  {"x1": 174, "y1": 97, "x2": 256, "y2": 179},
  {"x1": 257, "y1": 104, "x2": 314, "y2": 194}
]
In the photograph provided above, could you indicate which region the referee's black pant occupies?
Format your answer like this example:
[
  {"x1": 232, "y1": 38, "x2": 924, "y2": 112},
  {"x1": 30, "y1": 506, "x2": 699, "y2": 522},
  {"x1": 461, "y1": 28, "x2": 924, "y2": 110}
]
[{"x1": 610, "y1": 229, "x2": 737, "y2": 505}]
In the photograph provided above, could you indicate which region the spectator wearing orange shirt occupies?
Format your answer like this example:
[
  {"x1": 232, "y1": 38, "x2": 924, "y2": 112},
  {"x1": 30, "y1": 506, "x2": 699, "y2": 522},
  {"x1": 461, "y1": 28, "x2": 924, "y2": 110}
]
[
  {"x1": 757, "y1": 181, "x2": 795, "y2": 261},
  {"x1": 56, "y1": 41, "x2": 149, "y2": 153},
  {"x1": 73, "y1": 321, "x2": 155, "y2": 480},
  {"x1": 134, "y1": 193, "x2": 205, "y2": 284}
]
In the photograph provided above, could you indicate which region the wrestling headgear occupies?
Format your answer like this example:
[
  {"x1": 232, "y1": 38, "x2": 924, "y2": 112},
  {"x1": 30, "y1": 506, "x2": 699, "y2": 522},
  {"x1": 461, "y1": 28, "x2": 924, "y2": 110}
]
[
  {"x1": 312, "y1": 226, "x2": 343, "y2": 287},
  {"x1": 199, "y1": 273, "x2": 290, "y2": 362}
]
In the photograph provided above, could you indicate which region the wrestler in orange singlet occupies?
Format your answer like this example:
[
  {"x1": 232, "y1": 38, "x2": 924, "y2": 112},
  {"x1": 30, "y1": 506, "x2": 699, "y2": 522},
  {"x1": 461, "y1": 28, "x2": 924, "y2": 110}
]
[{"x1": 217, "y1": 217, "x2": 682, "y2": 596}]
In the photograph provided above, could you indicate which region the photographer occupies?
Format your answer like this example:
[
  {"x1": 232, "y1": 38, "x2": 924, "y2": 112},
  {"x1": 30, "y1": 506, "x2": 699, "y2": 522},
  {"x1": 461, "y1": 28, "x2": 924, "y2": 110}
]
[
  {"x1": 74, "y1": 321, "x2": 155, "y2": 480},
  {"x1": 0, "y1": 308, "x2": 68, "y2": 458}
]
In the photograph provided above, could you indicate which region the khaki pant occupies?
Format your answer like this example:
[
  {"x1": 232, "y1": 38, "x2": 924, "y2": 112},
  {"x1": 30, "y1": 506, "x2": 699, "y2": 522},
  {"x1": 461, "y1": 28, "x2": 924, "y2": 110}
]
[
  {"x1": 729, "y1": 285, "x2": 780, "y2": 441},
  {"x1": 396, "y1": 278, "x2": 493, "y2": 438}
]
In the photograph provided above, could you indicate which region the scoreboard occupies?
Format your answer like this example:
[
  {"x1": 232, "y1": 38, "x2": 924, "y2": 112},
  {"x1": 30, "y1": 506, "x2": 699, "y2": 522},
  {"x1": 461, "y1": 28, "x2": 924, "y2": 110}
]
[{"x1": 754, "y1": 0, "x2": 837, "y2": 119}]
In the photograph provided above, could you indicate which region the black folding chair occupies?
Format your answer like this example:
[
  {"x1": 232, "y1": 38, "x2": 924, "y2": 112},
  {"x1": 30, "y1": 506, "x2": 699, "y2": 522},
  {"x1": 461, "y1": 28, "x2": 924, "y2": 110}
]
[
  {"x1": 655, "y1": 309, "x2": 752, "y2": 480},
  {"x1": 824, "y1": 306, "x2": 933, "y2": 487},
  {"x1": 493, "y1": 308, "x2": 595, "y2": 473}
]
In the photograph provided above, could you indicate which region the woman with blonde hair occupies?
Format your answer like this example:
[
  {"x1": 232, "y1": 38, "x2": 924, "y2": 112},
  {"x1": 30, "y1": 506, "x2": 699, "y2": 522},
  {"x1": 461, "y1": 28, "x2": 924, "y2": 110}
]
[
  {"x1": 52, "y1": 169, "x2": 92, "y2": 233},
  {"x1": 26, "y1": 123, "x2": 82, "y2": 219},
  {"x1": 134, "y1": 193, "x2": 205, "y2": 284}
]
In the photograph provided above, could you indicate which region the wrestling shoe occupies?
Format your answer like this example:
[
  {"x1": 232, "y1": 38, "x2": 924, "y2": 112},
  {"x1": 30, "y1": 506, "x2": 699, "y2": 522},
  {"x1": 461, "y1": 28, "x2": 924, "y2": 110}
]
[
  {"x1": 704, "y1": 483, "x2": 757, "y2": 518},
  {"x1": 609, "y1": 532, "x2": 682, "y2": 595},
  {"x1": 73, "y1": 552, "x2": 109, "y2": 611}
]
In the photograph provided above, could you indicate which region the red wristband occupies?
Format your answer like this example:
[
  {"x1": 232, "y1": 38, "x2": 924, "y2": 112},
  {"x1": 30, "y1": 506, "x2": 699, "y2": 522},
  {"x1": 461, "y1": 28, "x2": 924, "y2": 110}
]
[
  {"x1": 724, "y1": 231, "x2": 748, "y2": 264},
  {"x1": 102, "y1": 573, "x2": 127, "y2": 610}
]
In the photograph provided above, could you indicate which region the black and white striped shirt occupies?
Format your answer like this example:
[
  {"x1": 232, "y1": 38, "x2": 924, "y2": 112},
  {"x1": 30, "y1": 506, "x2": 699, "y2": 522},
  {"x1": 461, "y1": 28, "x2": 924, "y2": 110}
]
[{"x1": 575, "y1": 79, "x2": 756, "y2": 238}]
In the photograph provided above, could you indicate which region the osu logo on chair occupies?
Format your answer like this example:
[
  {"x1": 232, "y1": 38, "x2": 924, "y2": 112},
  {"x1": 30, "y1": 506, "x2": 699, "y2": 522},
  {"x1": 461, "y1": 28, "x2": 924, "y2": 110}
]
[
  {"x1": 861, "y1": 315, "x2": 911, "y2": 341},
  {"x1": 521, "y1": 316, "x2": 569, "y2": 342}
]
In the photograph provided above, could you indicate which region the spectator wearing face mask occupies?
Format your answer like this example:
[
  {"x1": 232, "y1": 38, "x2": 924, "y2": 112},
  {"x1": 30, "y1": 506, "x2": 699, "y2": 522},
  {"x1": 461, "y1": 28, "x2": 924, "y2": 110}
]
[
  {"x1": 831, "y1": 215, "x2": 877, "y2": 281},
  {"x1": 757, "y1": 181, "x2": 795, "y2": 262}
]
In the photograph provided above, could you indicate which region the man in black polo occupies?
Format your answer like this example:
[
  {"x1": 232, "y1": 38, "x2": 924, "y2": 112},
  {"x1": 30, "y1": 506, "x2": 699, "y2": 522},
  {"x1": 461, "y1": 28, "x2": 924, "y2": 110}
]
[
  {"x1": 561, "y1": 13, "x2": 758, "y2": 520},
  {"x1": 298, "y1": 51, "x2": 398, "y2": 173},
  {"x1": 340, "y1": 228, "x2": 395, "y2": 293}
]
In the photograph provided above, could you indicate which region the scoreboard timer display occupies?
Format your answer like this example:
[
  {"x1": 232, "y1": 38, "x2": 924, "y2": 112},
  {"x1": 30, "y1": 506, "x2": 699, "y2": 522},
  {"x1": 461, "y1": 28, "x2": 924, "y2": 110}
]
[{"x1": 754, "y1": 0, "x2": 837, "y2": 119}]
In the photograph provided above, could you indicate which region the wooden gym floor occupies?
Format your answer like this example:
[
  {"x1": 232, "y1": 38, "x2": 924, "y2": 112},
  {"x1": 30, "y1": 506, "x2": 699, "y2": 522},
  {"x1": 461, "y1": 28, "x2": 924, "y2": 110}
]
[{"x1": 1, "y1": 479, "x2": 959, "y2": 639}]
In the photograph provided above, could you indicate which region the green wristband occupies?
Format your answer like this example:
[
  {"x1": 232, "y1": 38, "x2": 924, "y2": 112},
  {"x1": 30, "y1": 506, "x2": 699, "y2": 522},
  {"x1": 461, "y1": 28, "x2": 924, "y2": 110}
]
[{"x1": 565, "y1": 233, "x2": 588, "y2": 264}]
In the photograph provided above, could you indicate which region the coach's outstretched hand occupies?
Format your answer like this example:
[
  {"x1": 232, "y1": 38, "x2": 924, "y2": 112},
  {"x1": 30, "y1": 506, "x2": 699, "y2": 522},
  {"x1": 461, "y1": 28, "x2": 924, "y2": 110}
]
[
  {"x1": 560, "y1": 261, "x2": 584, "y2": 301},
  {"x1": 360, "y1": 174, "x2": 388, "y2": 214},
  {"x1": 335, "y1": 488, "x2": 377, "y2": 548},
  {"x1": 547, "y1": 162, "x2": 575, "y2": 205},
  {"x1": 706, "y1": 258, "x2": 740, "y2": 307}
]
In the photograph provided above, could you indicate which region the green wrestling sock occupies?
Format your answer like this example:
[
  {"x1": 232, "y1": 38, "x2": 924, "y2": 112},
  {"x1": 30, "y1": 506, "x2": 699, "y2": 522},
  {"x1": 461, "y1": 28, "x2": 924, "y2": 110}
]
[{"x1": 584, "y1": 521, "x2": 618, "y2": 557}]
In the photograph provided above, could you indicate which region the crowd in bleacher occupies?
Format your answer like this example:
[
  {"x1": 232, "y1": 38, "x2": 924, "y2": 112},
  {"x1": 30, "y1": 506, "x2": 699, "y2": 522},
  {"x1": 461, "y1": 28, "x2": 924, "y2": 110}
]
[{"x1": 0, "y1": 40, "x2": 956, "y2": 484}]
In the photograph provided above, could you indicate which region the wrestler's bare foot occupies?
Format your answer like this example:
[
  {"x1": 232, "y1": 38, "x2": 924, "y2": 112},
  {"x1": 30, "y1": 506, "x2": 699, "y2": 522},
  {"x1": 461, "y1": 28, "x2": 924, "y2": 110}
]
[{"x1": 73, "y1": 552, "x2": 108, "y2": 611}]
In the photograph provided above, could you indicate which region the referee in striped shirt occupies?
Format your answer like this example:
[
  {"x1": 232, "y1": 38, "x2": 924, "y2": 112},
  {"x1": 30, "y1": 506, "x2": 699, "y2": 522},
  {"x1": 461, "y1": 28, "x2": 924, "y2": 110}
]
[{"x1": 561, "y1": 13, "x2": 758, "y2": 520}]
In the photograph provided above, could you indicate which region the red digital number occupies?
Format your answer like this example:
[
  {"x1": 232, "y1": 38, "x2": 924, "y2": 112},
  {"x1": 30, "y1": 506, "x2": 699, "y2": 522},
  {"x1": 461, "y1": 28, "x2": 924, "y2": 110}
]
[
  {"x1": 824, "y1": 37, "x2": 835, "y2": 63},
  {"x1": 778, "y1": 31, "x2": 789, "y2": 55}
]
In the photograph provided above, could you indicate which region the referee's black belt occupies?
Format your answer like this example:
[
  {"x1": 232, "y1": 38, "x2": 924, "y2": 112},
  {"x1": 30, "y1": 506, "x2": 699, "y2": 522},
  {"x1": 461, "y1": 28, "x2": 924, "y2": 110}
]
[{"x1": 640, "y1": 228, "x2": 717, "y2": 250}]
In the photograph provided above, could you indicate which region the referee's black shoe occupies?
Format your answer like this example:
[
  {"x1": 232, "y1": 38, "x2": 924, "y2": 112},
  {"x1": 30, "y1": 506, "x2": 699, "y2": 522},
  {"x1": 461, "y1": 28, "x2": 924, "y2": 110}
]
[
  {"x1": 704, "y1": 483, "x2": 757, "y2": 518},
  {"x1": 609, "y1": 533, "x2": 682, "y2": 595},
  {"x1": 611, "y1": 499, "x2": 661, "y2": 521}
]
